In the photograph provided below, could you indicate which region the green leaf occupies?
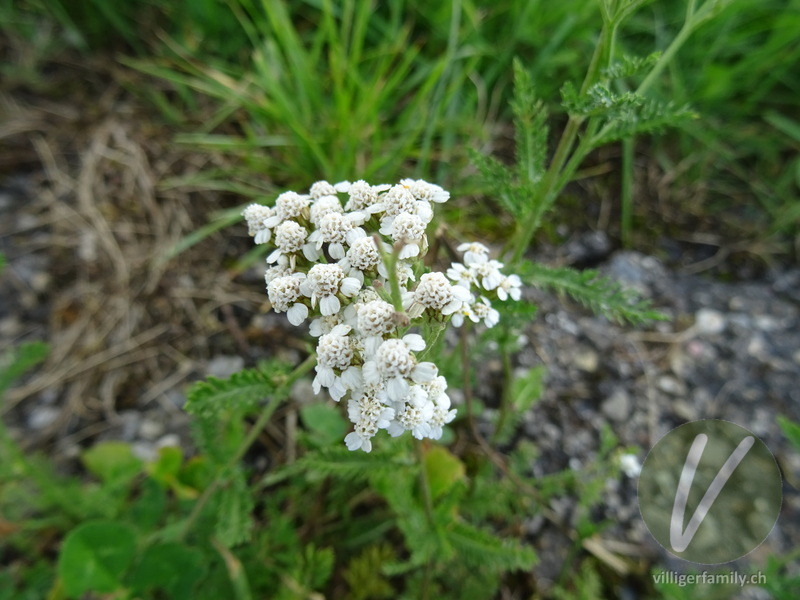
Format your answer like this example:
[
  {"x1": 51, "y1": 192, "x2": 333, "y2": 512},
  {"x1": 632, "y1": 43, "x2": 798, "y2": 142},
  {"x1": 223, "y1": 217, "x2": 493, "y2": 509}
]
[
  {"x1": 778, "y1": 416, "x2": 800, "y2": 453},
  {"x1": 424, "y1": 446, "x2": 465, "y2": 500},
  {"x1": 147, "y1": 445, "x2": 183, "y2": 483},
  {"x1": 602, "y1": 52, "x2": 662, "y2": 80},
  {"x1": 510, "y1": 366, "x2": 545, "y2": 412},
  {"x1": 81, "y1": 441, "x2": 142, "y2": 485},
  {"x1": 444, "y1": 521, "x2": 537, "y2": 571},
  {"x1": 0, "y1": 340, "x2": 48, "y2": 398},
  {"x1": 185, "y1": 365, "x2": 285, "y2": 419},
  {"x1": 215, "y1": 468, "x2": 254, "y2": 548},
  {"x1": 57, "y1": 521, "x2": 137, "y2": 597},
  {"x1": 131, "y1": 542, "x2": 206, "y2": 600},
  {"x1": 128, "y1": 478, "x2": 168, "y2": 531},
  {"x1": 212, "y1": 539, "x2": 253, "y2": 600},
  {"x1": 521, "y1": 262, "x2": 666, "y2": 325},
  {"x1": 300, "y1": 402, "x2": 349, "y2": 447}
]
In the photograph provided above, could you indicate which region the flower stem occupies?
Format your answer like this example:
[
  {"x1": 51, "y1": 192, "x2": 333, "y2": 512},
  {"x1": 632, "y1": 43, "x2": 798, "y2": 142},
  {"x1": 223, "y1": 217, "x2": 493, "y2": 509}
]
[
  {"x1": 179, "y1": 353, "x2": 317, "y2": 541},
  {"x1": 374, "y1": 235, "x2": 405, "y2": 313}
]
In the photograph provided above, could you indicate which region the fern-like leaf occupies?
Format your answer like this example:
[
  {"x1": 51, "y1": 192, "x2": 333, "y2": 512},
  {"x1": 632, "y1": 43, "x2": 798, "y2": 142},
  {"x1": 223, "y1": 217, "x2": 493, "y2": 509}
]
[
  {"x1": 296, "y1": 446, "x2": 410, "y2": 482},
  {"x1": 511, "y1": 58, "x2": 549, "y2": 186},
  {"x1": 562, "y1": 82, "x2": 642, "y2": 118},
  {"x1": 593, "y1": 99, "x2": 697, "y2": 144},
  {"x1": 444, "y1": 521, "x2": 537, "y2": 571},
  {"x1": 602, "y1": 52, "x2": 662, "y2": 80},
  {"x1": 522, "y1": 262, "x2": 666, "y2": 325},
  {"x1": 214, "y1": 466, "x2": 254, "y2": 548},
  {"x1": 185, "y1": 366, "x2": 282, "y2": 419}
]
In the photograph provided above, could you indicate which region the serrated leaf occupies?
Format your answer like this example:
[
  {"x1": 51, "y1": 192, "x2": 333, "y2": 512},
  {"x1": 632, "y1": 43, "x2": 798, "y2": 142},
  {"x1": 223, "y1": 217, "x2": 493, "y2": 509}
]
[
  {"x1": 296, "y1": 446, "x2": 410, "y2": 482},
  {"x1": 57, "y1": 521, "x2": 137, "y2": 597},
  {"x1": 81, "y1": 441, "x2": 142, "y2": 485},
  {"x1": 215, "y1": 468, "x2": 254, "y2": 548},
  {"x1": 562, "y1": 82, "x2": 642, "y2": 118},
  {"x1": 131, "y1": 542, "x2": 206, "y2": 600},
  {"x1": 603, "y1": 52, "x2": 662, "y2": 80},
  {"x1": 444, "y1": 521, "x2": 537, "y2": 571},
  {"x1": 185, "y1": 367, "x2": 279, "y2": 418},
  {"x1": 593, "y1": 99, "x2": 697, "y2": 144},
  {"x1": 521, "y1": 262, "x2": 666, "y2": 325}
]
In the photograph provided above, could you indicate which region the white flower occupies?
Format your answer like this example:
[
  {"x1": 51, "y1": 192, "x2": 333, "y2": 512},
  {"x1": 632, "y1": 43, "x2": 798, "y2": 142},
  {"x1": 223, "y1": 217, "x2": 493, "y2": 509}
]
[
  {"x1": 446, "y1": 262, "x2": 477, "y2": 289},
  {"x1": 309, "y1": 180, "x2": 338, "y2": 199},
  {"x1": 404, "y1": 272, "x2": 471, "y2": 318},
  {"x1": 428, "y1": 404, "x2": 456, "y2": 440},
  {"x1": 620, "y1": 454, "x2": 642, "y2": 478},
  {"x1": 362, "y1": 336, "x2": 437, "y2": 401},
  {"x1": 472, "y1": 259, "x2": 506, "y2": 291},
  {"x1": 242, "y1": 204, "x2": 275, "y2": 244},
  {"x1": 471, "y1": 296, "x2": 499, "y2": 328},
  {"x1": 450, "y1": 300, "x2": 477, "y2": 328},
  {"x1": 339, "y1": 236, "x2": 389, "y2": 281},
  {"x1": 307, "y1": 212, "x2": 367, "y2": 259},
  {"x1": 388, "y1": 388, "x2": 434, "y2": 440},
  {"x1": 497, "y1": 274, "x2": 523, "y2": 301},
  {"x1": 400, "y1": 178, "x2": 450, "y2": 204},
  {"x1": 301, "y1": 264, "x2": 361, "y2": 316},
  {"x1": 267, "y1": 274, "x2": 309, "y2": 325},
  {"x1": 345, "y1": 179, "x2": 389, "y2": 212},
  {"x1": 380, "y1": 212, "x2": 427, "y2": 259},
  {"x1": 375, "y1": 184, "x2": 417, "y2": 218},
  {"x1": 265, "y1": 191, "x2": 311, "y2": 227},
  {"x1": 344, "y1": 386, "x2": 395, "y2": 452},
  {"x1": 357, "y1": 300, "x2": 397, "y2": 337},
  {"x1": 457, "y1": 241, "x2": 491, "y2": 266},
  {"x1": 309, "y1": 314, "x2": 343, "y2": 337},
  {"x1": 264, "y1": 262, "x2": 293, "y2": 284},
  {"x1": 309, "y1": 195, "x2": 344, "y2": 225},
  {"x1": 267, "y1": 220, "x2": 309, "y2": 264},
  {"x1": 313, "y1": 324, "x2": 361, "y2": 401}
]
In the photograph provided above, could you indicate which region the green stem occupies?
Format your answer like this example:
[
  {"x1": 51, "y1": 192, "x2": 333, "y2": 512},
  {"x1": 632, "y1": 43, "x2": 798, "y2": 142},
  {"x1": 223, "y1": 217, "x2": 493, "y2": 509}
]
[
  {"x1": 374, "y1": 235, "x2": 405, "y2": 313},
  {"x1": 179, "y1": 353, "x2": 317, "y2": 540},
  {"x1": 414, "y1": 438, "x2": 435, "y2": 527},
  {"x1": 510, "y1": 16, "x2": 616, "y2": 265}
]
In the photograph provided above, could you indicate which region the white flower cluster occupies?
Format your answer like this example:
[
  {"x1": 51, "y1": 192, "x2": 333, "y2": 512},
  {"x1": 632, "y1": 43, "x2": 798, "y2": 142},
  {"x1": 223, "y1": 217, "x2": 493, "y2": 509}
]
[{"x1": 243, "y1": 180, "x2": 522, "y2": 452}]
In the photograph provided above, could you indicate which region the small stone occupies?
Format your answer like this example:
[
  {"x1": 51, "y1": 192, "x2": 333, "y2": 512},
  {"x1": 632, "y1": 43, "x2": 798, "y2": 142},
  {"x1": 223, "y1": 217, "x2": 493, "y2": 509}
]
[
  {"x1": 657, "y1": 375, "x2": 684, "y2": 396},
  {"x1": 574, "y1": 348, "x2": 599, "y2": 373},
  {"x1": 694, "y1": 308, "x2": 726, "y2": 335},
  {"x1": 118, "y1": 410, "x2": 141, "y2": 441},
  {"x1": 156, "y1": 434, "x2": 181, "y2": 449},
  {"x1": 27, "y1": 406, "x2": 60, "y2": 430},
  {"x1": 206, "y1": 355, "x2": 245, "y2": 378},
  {"x1": 131, "y1": 442, "x2": 157, "y2": 462},
  {"x1": 139, "y1": 418, "x2": 165, "y2": 441},
  {"x1": 602, "y1": 388, "x2": 632, "y2": 422}
]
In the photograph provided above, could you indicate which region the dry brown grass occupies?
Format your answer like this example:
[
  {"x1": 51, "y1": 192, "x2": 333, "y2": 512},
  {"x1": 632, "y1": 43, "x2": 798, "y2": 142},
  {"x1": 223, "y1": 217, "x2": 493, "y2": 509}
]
[{"x1": 0, "y1": 60, "x2": 275, "y2": 452}]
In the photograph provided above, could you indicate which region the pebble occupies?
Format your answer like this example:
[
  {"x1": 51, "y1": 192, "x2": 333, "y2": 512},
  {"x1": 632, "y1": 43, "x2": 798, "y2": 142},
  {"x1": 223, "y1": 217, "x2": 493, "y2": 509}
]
[
  {"x1": 574, "y1": 348, "x2": 599, "y2": 373},
  {"x1": 694, "y1": 308, "x2": 726, "y2": 335},
  {"x1": 27, "y1": 406, "x2": 60, "y2": 430},
  {"x1": 206, "y1": 355, "x2": 245, "y2": 378},
  {"x1": 601, "y1": 388, "x2": 632, "y2": 422},
  {"x1": 656, "y1": 375, "x2": 684, "y2": 396},
  {"x1": 138, "y1": 417, "x2": 165, "y2": 441}
]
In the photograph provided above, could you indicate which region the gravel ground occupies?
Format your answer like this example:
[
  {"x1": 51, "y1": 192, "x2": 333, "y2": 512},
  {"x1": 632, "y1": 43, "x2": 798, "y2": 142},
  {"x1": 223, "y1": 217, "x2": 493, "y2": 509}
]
[{"x1": 2, "y1": 170, "x2": 798, "y2": 597}]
